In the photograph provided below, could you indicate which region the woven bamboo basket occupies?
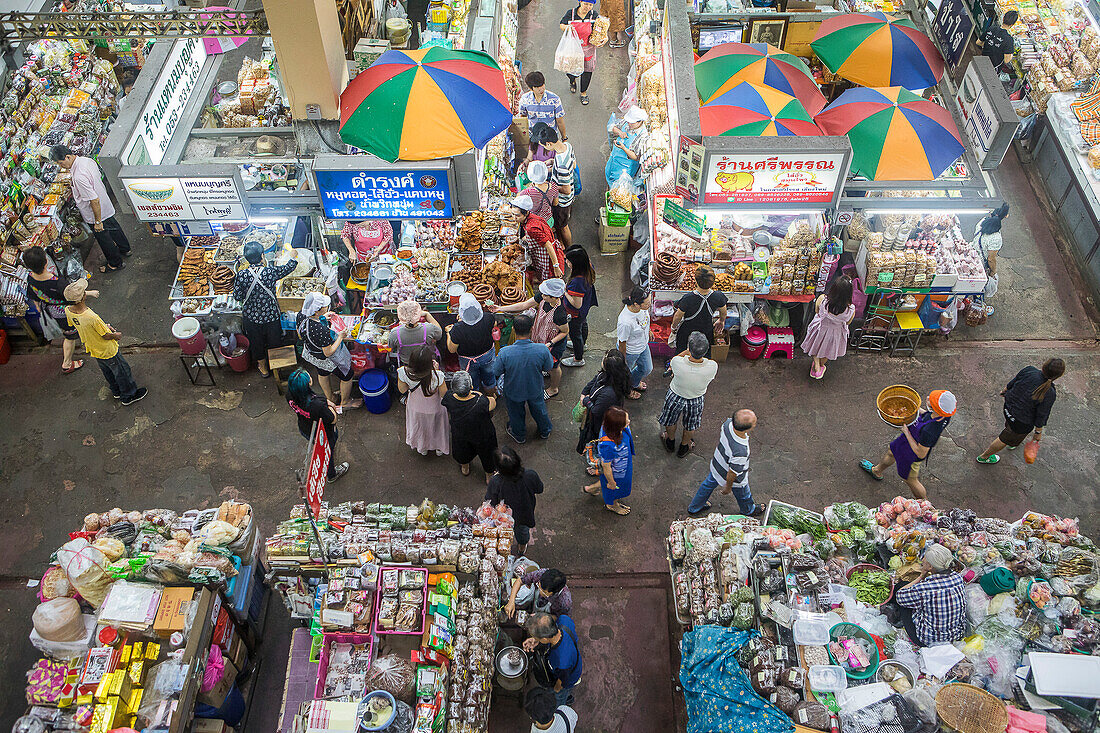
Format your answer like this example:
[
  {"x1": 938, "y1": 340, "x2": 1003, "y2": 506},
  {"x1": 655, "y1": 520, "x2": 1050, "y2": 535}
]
[
  {"x1": 877, "y1": 384, "x2": 920, "y2": 427},
  {"x1": 935, "y1": 683, "x2": 1009, "y2": 733}
]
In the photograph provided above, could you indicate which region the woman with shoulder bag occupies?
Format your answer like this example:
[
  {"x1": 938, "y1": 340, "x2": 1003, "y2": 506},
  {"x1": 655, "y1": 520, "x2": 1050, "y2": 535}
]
[
  {"x1": 295, "y1": 292, "x2": 360, "y2": 414},
  {"x1": 976, "y1": 357, "x2": 1064, "y2": 464},
  {"x1": 286, "y1": 369, "x2": 350, "y2": 481},
  {"x1": 972, "y1": 203, "x2": 1008, "y2": 317},
  {"x1": 22, "y1": 245, "x2": 83, "y2": 373},
  {"x1": 575, "y1": 350, "x2": 632, "y2": 475}
]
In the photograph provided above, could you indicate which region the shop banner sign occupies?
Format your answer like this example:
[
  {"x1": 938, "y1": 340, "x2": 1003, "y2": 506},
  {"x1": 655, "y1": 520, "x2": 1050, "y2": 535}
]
[
  {"x1": 314, "y1": 169, "x2": 453, "y2": 219},
  {"x1": 122, "y1": 176, "x2": 245, "y2": 221},
  {"x1": 305, "y1": 424, "x2": 330, "y2": 520},
  {"x1": 122, "y1": 38, "x2": 209, "y2": 166},
  {"x1": 703, "y1": 153, "x2": 844, "y2": 204},
  {"x1": 675, "y1": 136, "x2": 705, "y2": 204},
  {"x1": 931, "y1": 0, "x2": 974, "y2": 72}
]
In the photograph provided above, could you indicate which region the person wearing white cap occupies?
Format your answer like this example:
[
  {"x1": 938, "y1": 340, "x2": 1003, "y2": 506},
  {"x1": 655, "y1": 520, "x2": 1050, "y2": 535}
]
[
  {"x1": 893, "y1": 543, "x2": 965, "y2": 647},
  {"x1": 510, "y1": 193, "x2": 564, "y2": 284},
  {"x1": 605, "y1": 106, "x2": 648, "y2": 189},
  {"x1": 861, "y1": 389, "x2": 956, "y2": 500},
  {"x1": 296, "y1": 292, "x2": 359, "y2": 414},
  {"x1": 445, "y1": 293, "x2": 499, "y2": 395},
  {"x1": 494, "y1": 278, "x2": 570, "y2": 399},
  {"x1": 63, "y1": 278, "x2": 147, "y2": 405},
  {"x1": 519, "y1": 160, "x2": 560, "y2": 227}
]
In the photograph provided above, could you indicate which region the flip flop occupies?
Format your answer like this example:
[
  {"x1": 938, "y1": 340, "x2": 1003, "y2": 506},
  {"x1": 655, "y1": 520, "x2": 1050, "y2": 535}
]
[
  {"x1": 627, "y1": 390, "x2": 643, "y2": 400},
  {"x1": 606, "y1": 504, "x2": 630, "y2": 515},
  {"x1": 859, "y1": 459, "x2": 884, "y2": 480},
  {"x1": 636, "y1": 382, "x2": 648, "y2": 392},
  {"x1": 461, "y1": 464, "x2": 471, "y2": 476},
  {"x1": 570, "y1": 81, "x2": 577, "y2": 93},
  {"x1": 581, "y1": 95, "x2": 590, "y2": 105},
  {"x1": 62, "y1": 360, "x2": 84, "y2": 374},
  {"x1": 543, "y1": 389, "x2": 559, "y2": 400},
  {"x1": 976, "y1": 454, "x2": 1000, "y2": 464},
  {"x1": 583, "y1": 485, "x2": 601, "y2": 496}
]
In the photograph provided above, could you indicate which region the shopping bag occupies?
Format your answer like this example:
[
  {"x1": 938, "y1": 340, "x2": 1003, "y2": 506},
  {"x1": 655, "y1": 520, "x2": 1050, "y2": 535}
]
[
  {"x1": 554, "y1": 27, "x2": 585, "y2": 76},
  {"x1": 1024, "y1": 438, "x2": 1040, "y2": 464},
  {"x1": 573, "y1": 163, "x2": 582, "y2": 197},
  {"x1": 984, "y1": 273, "x2": 999, "y2": 298}
]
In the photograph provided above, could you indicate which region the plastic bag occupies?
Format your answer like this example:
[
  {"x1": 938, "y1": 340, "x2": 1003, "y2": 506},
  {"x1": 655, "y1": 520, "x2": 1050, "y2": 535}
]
[
  {"x1": 364, "y1": 654, "x2": 416, "y2": 702},
  {"x1": 554, "y1": 27, "x2": 584, "y2": 77},
  {"x1": 56, "y1": 539, "x2": 111, "y2": 608},
  {"x1": 609, "y1": 170, "x2": 634, "y2": 210},
  {"x1": 902, "y1": 687, "x2": 937, "y2": 724},
  {"x1": 1024, "y1": 438, "x2": 1040, "y2": 464}
]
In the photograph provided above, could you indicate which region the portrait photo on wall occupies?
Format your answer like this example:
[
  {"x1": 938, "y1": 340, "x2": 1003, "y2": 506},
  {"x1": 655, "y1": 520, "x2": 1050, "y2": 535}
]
[{"x1": 748, "y1": 18, "x2": 789, "y2": 47}]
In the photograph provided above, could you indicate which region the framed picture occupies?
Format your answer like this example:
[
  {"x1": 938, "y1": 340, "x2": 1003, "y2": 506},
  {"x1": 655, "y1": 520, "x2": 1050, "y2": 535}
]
[{"x1": 748, "y1": 18, "x2": 789, "y2": 47}]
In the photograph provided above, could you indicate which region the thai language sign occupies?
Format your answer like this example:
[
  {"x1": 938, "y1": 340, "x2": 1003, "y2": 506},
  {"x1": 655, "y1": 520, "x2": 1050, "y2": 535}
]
[
  {"x1": 122, "y1": 176, "x2": 245, "y2": 221},
  {"x1": 314, "y1": 168, "x2": 453, "y2": 219},
  {"x1": 123, "y1": 38, "x2": 208, "y2": 166},
  {"x1": 703, "y1": 153, "x2": 846, "y2": 204}
]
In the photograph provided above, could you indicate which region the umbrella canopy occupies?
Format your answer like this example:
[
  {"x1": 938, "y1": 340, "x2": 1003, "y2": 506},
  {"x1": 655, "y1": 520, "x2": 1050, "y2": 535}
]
[
  {"x1": 339, "y1": 47, "x2": 512, "y2": 162},
  {"x1": 695, "y1": 42, "x2": 827, "y2": 115},
  {"x1": 700, "y1": 82, "x2": 821, "y2": 137},
  {"x1": 810, "y1": 13, "x2": 944, "y2": 90},
  {"x1": 815, "y1": 86, "x2": 963, "y2": 180}
]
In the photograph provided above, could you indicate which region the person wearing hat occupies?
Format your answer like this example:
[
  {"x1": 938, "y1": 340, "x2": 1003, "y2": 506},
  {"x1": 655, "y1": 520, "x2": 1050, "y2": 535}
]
[
  {"x1": 296, "y1": 292, "x2": 359, "y2": 413},
  {"x1": 388, "y1": 300, "x2": 443, "y2": 367},
  {"x1": 492, "y1": 278, "x2": 570, "y2": 399},
  {"x1": 446, "y1": 293, "x2": 498, "y2": 395},
  {"x1": 510, "y1": 194, "x2": 564, "y2": 285},
  {"x1": 519, "y1": 160, "x2": 560, "y2": 227},
  {"x1": 49, "y1": 145, "x2": 131, "y2": 273},
  {"x1": 893, "y1": 543, "x2": 965, "y2": 647},
  {"x1": 605, "y1": 106, "x2": 648, "y2": 190},
  {"x1": 232, "y1": 241, "x2": 298, "y2": 378},
  {"x1": 861, "y1": 390, "x2": 956, "y2": 500},
  {"x1": 63, "y1": 278, "x2": 147, "y2": 404},
  {"x1": 559, "y1": 1, "x2": 602, "y2": 103}
]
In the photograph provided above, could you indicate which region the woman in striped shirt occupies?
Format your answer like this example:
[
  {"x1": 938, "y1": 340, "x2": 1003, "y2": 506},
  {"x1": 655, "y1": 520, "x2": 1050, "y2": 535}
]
[{"x1": 539, "y1": 126, "x2": 578, "y2": 247}]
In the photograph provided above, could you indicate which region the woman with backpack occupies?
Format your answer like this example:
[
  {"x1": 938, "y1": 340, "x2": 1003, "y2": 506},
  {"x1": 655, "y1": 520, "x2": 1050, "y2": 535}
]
[
  {"x1": 576, "y1": 350, "x2": 632, "y2": 476},
  {"x1": 976, "y1": 358, "x2": 1064, "y2": 464}
]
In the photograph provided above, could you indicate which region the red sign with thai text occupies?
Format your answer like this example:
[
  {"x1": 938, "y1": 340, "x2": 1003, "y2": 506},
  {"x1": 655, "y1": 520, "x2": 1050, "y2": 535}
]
[{"x1": 305, "y1": 425, "x2": 330, "y2": 520}]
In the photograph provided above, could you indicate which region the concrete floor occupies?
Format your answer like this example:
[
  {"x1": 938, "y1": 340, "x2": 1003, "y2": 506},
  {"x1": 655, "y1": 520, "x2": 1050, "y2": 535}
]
[{"x1": 3, "y1": 6, "x2": 1100, "y2": 732}]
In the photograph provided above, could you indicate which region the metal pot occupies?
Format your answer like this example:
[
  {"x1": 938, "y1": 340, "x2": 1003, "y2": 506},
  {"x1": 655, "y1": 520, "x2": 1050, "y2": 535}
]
[{"x1": 495, "y1": 647, "x2": 528, "y2": 691}]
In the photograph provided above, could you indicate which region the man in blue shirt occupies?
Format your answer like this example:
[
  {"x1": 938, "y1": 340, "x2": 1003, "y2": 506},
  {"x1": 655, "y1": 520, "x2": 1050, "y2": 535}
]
[
  {"x1": 493, "y1": 314, "x2": 553, "y2": 443},
  {"x1": 523, "y1": 612, "x2": 582, "y2": 706}
]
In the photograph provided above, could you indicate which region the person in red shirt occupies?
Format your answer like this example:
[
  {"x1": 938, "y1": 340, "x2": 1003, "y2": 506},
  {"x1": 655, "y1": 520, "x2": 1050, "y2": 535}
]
[{"x1": 510, "y1": 194, "x2": 563, "y2": 286}]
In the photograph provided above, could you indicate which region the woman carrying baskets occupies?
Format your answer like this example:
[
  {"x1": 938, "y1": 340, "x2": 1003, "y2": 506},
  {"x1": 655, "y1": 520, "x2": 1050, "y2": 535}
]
[
  {"x1": 860, "y1": 390, "x2": 956, "y2": 500},
  {"x1": 892, "y1": 543, "x2": 965, "y2": 647}
]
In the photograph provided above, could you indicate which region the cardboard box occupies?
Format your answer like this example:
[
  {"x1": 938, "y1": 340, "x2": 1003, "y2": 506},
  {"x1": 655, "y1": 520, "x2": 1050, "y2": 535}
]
[
  {"x1": 511, "y1": 115, "x2": 530, "y2": 153},
  {"x1": 228, "y1": 629, "x2": 248, "y2": 671},
  {"x1": 153, "y1": 587, "x2": 193, "y2": 637},
  {"x1": 599, "y1": 208, "x2": 630, "y2": 254},
  {"x1": 711, "y1": 332, "x2": 730, "y2": 362},
  {"x1": 197, "y1": 656, "x2": 237, "y2": 709},
  {"x1": 353, "y1": 38, "x2": 391, "y2": 68}
]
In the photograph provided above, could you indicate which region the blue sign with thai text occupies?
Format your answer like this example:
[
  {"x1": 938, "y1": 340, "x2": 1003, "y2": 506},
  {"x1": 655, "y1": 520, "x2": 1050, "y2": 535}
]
[{"x1": 314, "y1": 168, "x2": 452, "y2": 220}]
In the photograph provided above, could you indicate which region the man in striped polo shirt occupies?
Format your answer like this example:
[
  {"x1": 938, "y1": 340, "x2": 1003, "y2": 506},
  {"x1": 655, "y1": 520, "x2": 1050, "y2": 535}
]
[
  {"x1": 518, "y1": 71, "x2": 567, "y2": 143},
  {"x1": 688, "y1": 409, "x2": 764, "y2": 516}
]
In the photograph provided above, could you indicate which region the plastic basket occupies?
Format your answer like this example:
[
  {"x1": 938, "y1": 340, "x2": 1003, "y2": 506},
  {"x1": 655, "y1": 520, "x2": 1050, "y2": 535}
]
[
  {"x1": 604, "y1": 192, "x2": 631, "y2": 226},
  {"x1": 877, "y1": 384, "x2": 920, "y2": 427},
  {"x1": 827, "y1": 622, "x2": 880, "y2": 679},
  {"x1": 314, "y1": 633, "x2": 375, "y2": 698},
  {"x1": 840, "y1": 693, "x2": 922, "y2": 733}
]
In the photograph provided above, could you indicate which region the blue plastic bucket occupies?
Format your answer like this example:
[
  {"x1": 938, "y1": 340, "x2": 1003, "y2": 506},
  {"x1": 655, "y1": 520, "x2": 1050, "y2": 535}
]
[{"x1": 359, "y1": 369, "x2": 391, "y2": 414}]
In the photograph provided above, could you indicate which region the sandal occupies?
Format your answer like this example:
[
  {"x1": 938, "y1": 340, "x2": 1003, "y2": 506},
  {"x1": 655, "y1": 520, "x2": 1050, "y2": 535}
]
[
  {"x1": 859, "y1": 459, "x2": 884, "y2": 480},
  {"x1": 606, "y1": 504, "x2": 630, "y2": 515},
  {"x1": 61, "y1": 360, "x2": 84, "y2": 374},
  {"x1": 636, "y1": 381, "x2": 648, "y2": 392},
  {"x1": 627, "y1": 390, "x2": 643, "y2": 400},
  {"x1": 586, "y1": 466, "x2": 599, "y2": 476},
  {"x1": 583, "y1": 485, "x2": 601, "y2": 496},
  {"x1": 663, "y1": 436, "x2": 675, "y2": 452},
  {"x1": 581, "y1": 94, "x2": 590, "y2": 105},
  {"x1": 976, "y1": 454, "x2": 1000, "y2": 464},
  {"x1": 99, "y1": 263, "x2": 125, "y2": 273},
  {"x1": 461, "y1": 464, "x2": 471, "y2": 476},
  {"x1": 677, "y1": 441, "x2": 694, "y2": 458},
  {"x1": 543, "y1": 389, "x2": 559, "y2": 400},
  {"x1": 570, "y1": 80, "x2": 577, "y2": 93}
]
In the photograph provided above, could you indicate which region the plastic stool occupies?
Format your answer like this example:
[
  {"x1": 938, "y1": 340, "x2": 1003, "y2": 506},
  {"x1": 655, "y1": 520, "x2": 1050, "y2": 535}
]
[{"x1": 764, "y1": 327, "x2": 794, "y2": 359}]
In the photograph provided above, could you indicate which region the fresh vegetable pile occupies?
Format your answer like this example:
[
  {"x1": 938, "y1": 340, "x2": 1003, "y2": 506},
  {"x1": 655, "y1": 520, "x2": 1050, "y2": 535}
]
[
  {"x1": 770, "y1": 504, "x2": 826, "y2": 540},
  {"x1": 848, "y1": 569, "x2": 892, "y2": 605}
]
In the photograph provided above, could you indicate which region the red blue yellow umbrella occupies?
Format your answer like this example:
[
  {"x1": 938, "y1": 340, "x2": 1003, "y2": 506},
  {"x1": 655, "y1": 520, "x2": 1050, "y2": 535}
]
[
  {"x1": 700, "y1": 81, "x2": 822, "y2": 137},
  {"x1": 815, "y1": 86, "x2": 963, "y2": 180},
  {"x1": 810, "y1": 13, "x2": 944, "y2": 90},
  {"x1": 339, "y1": 47, "x2": 512, "y2": 162},
  {"x1": 695, "y1": 42, "x2": 827, "y2": 115}
]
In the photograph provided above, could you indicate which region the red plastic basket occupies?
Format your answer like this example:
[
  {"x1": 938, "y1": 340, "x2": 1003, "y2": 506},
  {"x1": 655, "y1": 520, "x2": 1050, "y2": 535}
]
[{"x1": 314, "y1": 633, "x2": 375, "y2": 699}]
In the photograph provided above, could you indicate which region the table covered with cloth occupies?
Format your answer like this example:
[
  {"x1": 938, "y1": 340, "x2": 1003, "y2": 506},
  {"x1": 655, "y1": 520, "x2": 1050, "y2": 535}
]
[{"x1": 679, "y1": 626, "x2": 795, "y2": 733}]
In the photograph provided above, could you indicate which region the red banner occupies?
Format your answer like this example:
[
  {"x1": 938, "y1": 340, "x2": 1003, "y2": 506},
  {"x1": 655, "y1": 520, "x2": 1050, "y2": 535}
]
[{"x1": 305, "y1": 425, "x2": 331, "y2": 520}]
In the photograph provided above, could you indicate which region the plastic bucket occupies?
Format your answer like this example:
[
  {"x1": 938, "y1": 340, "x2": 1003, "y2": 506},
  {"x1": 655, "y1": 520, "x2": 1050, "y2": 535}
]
[
  {"x1": 740, "y1": 325, "x2": 767, "y2": 360},
  {"x1": 220, "y1": 334, "x2": 250, "y2": 372},
  {"x1": 358, "y1": 369, "x2": 391, "y2": 414},
  {"x1": 172, "y1": 317, "x2": 206, "y2": 355}
]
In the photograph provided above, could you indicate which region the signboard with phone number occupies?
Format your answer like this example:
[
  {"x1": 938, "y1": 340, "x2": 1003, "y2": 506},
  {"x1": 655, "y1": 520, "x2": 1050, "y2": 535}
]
[{"x1": 314, "y1": 169, "x2": 453, "y2": 220}]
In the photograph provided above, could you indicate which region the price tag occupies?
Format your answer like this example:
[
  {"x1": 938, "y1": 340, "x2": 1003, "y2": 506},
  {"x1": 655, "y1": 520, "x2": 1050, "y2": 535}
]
[{"x1": 877, "y1": 272, "x2": 894, "y2": 283}]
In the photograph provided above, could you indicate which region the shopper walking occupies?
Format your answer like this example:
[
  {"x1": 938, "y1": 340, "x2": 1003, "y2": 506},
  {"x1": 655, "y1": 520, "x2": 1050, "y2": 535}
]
[
  {"x1": 583, "y1": 406, "x2": 634, "y2": 515},
  {"x1": 802, "y1": 274, "x2": 855, "y2": 379},
  {"x1": 542, "y1": 128, "x2": 578, "y2": 247},
  {"x1": 604, "y1": 0, "x2": 628, "y2": 47},
  {"x1": 561, "y1": 246, "x2": 597, "y2": 367},
  {"x1": 518, "y1": 71, "x2": 567, "y2": 145},
  {"x1": 441, "y1": 370, "x2": 498, "y2": 480},
  {"x1": 576, "y1": 350, "x2": 633, "y2": 475},
  {"x1": 493, "y1": 314, "x2": 554, "y2": 443},
  {"x1": 670, "y1": 264, "x2": 727, "y2": 358},
  {"x1": 617, "y1": 286, "x2": 653, "y2": 393},
  {"x1": 524, "y1": 687, "x2": 579, "y2": 733},
  {"x1": 977, "y1": 358, "x2": 1064, "y2": 464},
  {"x1": 523, "y1": 613, "x2": 583, "y2": 706},
  {"x1": 296, "y1": 292, "x2": 359, "y2": 413},
  {"x1": 688, "y1": 409, "x2": 763, "y2": 516},
  {"x1": 973, "y1": 203, "x2": 1008, "y2": 316},
  {"x1": 493, "y1": 278, "x2": 570, "y2": 399},
  {"x1": 388, "y1": 300, "x2": 443, "y2": 366},
  {"x1": 397, "y1": 345, "x2": 451, "y2": 456},
  {"x1": 485, "y1": 446, "x2": 543, "y2": 554},
  {"x1": 63, "y1": 278, "x2": 147, "y2": 405},
  {"x1": 659, "y1": 332, "x2": 719, "y2": 458},
  {"x1": 861, "y1": 390, "x2": 956, "y2": 500},
  {"x1": 22, "y1": 246, "x2": 81, "y2": 373},
  {"x1": 234, "y1": 241, "x2": 297, "y2": 378},
  {"x1": 446, "y1": 293, "x2": 498, "y2": 394},
  {"x1": 510, "y1": 194, "x2": 564, "y2": 285},
  {"x1": 519, "y1": 161, "x2": 561, "y2": 226},
  {"x1": 559, "y1": 0, "x2": 601, "y2": 104},
  {"x1": 49, "y1": 145, "x2": 131, "y2": 273},
  {"x1": 286, "y1": 368, "x2": 350, "y2": 482}
]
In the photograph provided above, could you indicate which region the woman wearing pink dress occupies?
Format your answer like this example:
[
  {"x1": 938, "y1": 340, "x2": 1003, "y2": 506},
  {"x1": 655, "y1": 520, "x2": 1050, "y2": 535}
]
[
  {"x1": 802, "y1": 275, "x2": 855, "y2": 380},
  {"x1": 396, "y1": 345, "x2": 451, "y2": 456}
]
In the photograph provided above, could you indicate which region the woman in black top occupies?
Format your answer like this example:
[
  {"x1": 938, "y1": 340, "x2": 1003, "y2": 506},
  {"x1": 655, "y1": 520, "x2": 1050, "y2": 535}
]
[
  {"x1": 562, "y1": 246, "x2": 598, "y2": 368},
  {"x1": 576, "y1": 349, "x2": 632, "y2": 474},
  {"x1": 22, "y1": 246, "x2": 81, "y2": 372},
  {"x1": 977, "y1": 358, "x2": 1064, "y2": 464},
  {"x1": 446, "y1": 293, "x2": 498, "y2": 395},
  {"x1": 440, "y1": 370, "x2": 498, "y2": 481},
  {"x1": 671, "y1": 264, "x2": 728, "y2": 356},
  {"x1": 485, "y1": 446, "x2": 543, "y2": 554},
  {"x1": 286, "y1": 369, "x2": 349, "y2": 481}
]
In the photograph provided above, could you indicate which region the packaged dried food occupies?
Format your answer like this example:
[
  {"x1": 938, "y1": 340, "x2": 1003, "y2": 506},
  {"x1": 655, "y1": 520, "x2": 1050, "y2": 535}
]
[
  {"x1": 771, "y1": 685, "x2": 801, "y2": 714},
  {"x1": 792, "y1": 701, "x2": 830, "y2": 730}
]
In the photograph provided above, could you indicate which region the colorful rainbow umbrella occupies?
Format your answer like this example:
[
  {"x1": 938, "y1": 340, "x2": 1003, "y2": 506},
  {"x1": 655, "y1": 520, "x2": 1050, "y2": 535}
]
[
  {"x1": 700, "y1": 82, "x2": 821, "y2": 137},
  {"x1": 815, "y1": 86, "x2": 963, "y2": 180},
  {"x1": 695, "y1": 42, "x2": 827, "y2": 115},
  {"x1": 339, "y1": 47, "x2": 512, "y2": 162},
  {"x1": 810, "y1": 13, "x2": 944, "y2": 90}
]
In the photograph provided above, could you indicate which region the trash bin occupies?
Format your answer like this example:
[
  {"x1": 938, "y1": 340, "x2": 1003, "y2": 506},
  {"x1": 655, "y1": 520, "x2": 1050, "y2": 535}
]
[{"x1": 358, "y1": 369, "x2": 391, "y2": 414}]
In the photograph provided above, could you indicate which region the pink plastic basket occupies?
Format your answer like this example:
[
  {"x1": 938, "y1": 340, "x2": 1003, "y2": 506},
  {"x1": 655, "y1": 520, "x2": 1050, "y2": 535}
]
[
  {"x1": 372, "y1": 566, "x2": 429, "y2": 636},
  {"x1": 314, "y1": 633, "x2": 375, "y2": 699}
]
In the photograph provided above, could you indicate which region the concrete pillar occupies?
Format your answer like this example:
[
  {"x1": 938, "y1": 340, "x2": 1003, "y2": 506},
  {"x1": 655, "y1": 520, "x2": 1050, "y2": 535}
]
[{"x1": 261, "y1": 0, "x2": 349, "y2": 120}]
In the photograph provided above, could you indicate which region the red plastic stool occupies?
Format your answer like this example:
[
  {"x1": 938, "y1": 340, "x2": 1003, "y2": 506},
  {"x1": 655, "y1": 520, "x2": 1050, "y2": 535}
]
[{"x1": 764, "y1": 327, "x2": 794, "y2": 359}]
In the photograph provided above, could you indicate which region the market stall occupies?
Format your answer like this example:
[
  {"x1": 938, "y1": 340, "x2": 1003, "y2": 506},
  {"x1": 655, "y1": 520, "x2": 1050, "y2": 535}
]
[
  {"x1": 669, "y1": 494, "x2": 1100, "y2": 733},
  {"x1": 16, "y1": 500, "x2": 268, "y2": 733}
]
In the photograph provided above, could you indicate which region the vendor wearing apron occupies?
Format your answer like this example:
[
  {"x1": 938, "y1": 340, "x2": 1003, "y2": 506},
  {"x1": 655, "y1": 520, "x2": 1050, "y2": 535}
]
[
  {"x1": 509, "y1": 194, "x2": 564, "y2": 287},
  {"x1": 296, "y1": 292, "x2": 359, "y2": 414},
  {"x1": 388, "y1": 300, "x2": 443, "y2": 366},
  {"x1": 861, "y1": 390, "x2": 956, "y2": 500},
  {"x1": 233, "y1": 241, "x2": 298, "y2": 377},
  {"x1": 446, "y1": 293, "x2": 498, "y2": 395},
  {"x1": 504, "y1": 567, "x2": 572, "y2": 618},
  {"x1": 604, "y1": 106, "x2": 648, "y2": 190},
  {"x1": 341, "y1": 220, "x2": 396, "y2": 264}
]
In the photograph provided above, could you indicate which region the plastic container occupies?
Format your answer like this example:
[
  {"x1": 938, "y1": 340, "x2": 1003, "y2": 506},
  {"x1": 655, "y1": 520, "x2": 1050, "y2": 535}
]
[
  {"x1": 220, "y1": 334, "x2": 250, "y2": 372},
  {"x1": 359, "y1": 369, "x2": 391, "y2": 414},
  {"x1": 359, "y1": 690, "x2": 398, "y2": 732},
  {"x1": 172, "y1": 316, "x2": 206, "y2": 355},
  {"x1": 793, "y1": 614, "x2": 831, "y2": 646},
  {"x1": 740, "y1": 325, "x2": 766, "y2": 360},
  {"x1": 808, "y1": 664, "x2": 848, "y2": 693}
]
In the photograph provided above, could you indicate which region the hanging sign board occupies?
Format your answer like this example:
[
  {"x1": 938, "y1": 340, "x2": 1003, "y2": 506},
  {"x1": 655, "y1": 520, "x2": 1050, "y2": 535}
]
[
  {"x1": 702, "y1": 152, "x2": 846, "y2": 205},
  {"x1": 305, "y1": 424, "x2": 331, "y2": 520},
  {"x1": 122, "y1": 38, "x2": 208, "y2": 166},
  {"x1": 954, "y1": 56, "x2": 1019, "y2": 169},
  {"x1": 675, "y1": 136, "x2": 705, "y2": 204},
  {"x1": 931, "y1": 0, "x2": 975, "y2": 72},
  {"x1": 121, "y1": 175, "x2": 246, "y2": 221},
  {"x1": 313, "y1": 168, "x2": 454, "y2": 219}
]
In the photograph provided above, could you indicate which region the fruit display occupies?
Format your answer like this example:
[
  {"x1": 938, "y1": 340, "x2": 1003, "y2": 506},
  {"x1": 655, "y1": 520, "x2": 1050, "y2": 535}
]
[{"x1": 175, "y1": 248, "x2": 216, "y2": 297}]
